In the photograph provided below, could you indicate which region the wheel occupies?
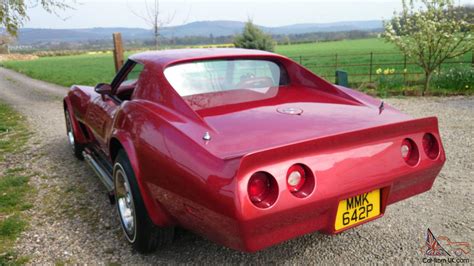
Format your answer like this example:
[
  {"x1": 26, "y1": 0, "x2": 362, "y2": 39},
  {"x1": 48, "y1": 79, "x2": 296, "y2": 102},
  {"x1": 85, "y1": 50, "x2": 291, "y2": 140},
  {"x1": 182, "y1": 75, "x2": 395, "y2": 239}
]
[
  {"x1": 64, "y1": 109, "x2": 84, "y2": 160},
  {"x1": 114, "y1": 150, "x2": 174, "y2": 253}
]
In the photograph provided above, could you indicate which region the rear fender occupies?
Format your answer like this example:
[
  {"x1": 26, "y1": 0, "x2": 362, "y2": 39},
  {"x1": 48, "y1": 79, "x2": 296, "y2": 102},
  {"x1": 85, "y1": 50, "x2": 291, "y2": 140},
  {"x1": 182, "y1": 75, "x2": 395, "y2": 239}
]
[{"x1": 110, "y1": 129, "x2": 173, "y2": 226}]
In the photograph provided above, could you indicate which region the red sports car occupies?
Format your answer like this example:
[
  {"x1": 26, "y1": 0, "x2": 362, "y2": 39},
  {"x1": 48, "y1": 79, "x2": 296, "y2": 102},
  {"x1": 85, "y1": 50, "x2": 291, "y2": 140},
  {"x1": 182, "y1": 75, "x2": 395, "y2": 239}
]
[{"x1": 63, "y1": 48, "x2": 445, "y2": 253}]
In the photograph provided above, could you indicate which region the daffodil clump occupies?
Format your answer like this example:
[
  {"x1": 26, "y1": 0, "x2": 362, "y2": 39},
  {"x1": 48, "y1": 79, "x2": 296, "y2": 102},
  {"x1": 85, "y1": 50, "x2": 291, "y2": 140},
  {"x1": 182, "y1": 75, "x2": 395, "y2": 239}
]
[
  {"x1": 376, "y1": 68, "x2": 397, "y2": 75},
  {"x1": 374, "y1": 67, "x2": 405, "y2": 91}
]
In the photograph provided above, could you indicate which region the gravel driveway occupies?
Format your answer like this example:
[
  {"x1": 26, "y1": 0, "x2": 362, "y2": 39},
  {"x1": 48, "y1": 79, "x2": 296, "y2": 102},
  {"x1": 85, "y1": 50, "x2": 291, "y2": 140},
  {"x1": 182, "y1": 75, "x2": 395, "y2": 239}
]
[{"x1": 0, "y1": 67, "x2": 472, "y2": 264}]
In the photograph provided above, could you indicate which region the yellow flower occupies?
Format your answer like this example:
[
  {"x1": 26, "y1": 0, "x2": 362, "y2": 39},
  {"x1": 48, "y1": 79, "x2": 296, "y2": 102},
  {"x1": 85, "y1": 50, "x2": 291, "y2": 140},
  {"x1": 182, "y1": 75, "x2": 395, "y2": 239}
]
[
  {"x1": 383, "y1": 69, "x2": 390, "y2": 75},
  {"x1": 466, "y1": 85, "x2": 469, "y2": 89},
  {"x1": 390, "y1": 69, "x2": 395, "y2": 74},
  {"x1": 376, "y1": 68, "x2": 382, "y2": 75},
  {"x1": 403, "y1": 69, "x2": 408, "y2": 73}
]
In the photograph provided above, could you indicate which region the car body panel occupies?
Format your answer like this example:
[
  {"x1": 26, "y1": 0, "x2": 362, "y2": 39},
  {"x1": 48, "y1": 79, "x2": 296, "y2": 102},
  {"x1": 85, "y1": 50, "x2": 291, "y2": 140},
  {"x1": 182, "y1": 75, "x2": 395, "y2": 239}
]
[{"x1": 64, "y1": 48, "x2": 446, "y2": 252}]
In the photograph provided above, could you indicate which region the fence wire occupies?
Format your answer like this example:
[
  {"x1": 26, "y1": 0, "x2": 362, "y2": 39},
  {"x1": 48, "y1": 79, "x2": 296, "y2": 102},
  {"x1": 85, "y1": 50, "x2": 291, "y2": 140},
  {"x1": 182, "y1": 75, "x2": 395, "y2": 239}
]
[{"x1": 288, "y1": 51, "x2": 473, "y2": 85}]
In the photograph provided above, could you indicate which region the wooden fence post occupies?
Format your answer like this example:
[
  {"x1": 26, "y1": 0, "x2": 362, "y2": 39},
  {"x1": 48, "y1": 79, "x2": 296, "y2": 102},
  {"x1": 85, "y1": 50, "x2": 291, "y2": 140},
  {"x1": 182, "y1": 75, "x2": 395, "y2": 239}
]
[
  {"x1": 369, "y1": 52, "x2": 373, "y2": 83},
  {"x1": 113, "y1": 33, "x2": 124, "y2": 73}
]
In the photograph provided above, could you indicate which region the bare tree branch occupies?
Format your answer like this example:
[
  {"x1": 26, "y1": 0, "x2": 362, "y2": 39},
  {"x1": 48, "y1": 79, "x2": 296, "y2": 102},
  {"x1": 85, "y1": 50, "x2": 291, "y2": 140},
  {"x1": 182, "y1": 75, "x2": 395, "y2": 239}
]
[{"x1": 128, "y1": 0, "x2": 175, "y2": 49}]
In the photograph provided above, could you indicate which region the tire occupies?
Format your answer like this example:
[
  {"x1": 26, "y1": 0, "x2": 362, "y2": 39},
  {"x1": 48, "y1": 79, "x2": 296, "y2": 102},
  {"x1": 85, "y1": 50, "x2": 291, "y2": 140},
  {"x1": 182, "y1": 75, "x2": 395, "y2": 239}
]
[
  {"x1": 114, "y1": 150, "x2": 174, "y2": 253},
  {"x1": 64, "y1": 109, "x2": 84, "y2": 160}
]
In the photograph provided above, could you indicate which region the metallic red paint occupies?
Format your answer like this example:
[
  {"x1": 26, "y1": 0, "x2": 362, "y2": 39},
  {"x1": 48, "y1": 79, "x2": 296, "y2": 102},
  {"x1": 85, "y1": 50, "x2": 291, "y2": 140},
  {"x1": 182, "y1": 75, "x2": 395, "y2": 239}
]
[{"x1": 64, "y1": 48, "x2": 446, "y2": 252}]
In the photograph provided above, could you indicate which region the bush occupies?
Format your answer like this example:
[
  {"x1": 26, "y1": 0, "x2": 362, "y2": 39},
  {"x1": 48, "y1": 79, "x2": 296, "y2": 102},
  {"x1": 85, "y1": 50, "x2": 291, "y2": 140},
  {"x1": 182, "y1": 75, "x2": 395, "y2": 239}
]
[
  {"x1": 432, "y1": 66, "x2": 474, "y2": 91},
  {"x1": 234, "y1": 20, "x2": 276, "y2": 52}
]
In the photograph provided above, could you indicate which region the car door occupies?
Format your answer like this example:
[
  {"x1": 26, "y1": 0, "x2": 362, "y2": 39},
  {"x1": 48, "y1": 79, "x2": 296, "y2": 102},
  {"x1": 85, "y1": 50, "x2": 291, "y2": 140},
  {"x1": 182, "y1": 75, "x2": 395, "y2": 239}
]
[{"x1": 84, "y1": 60, "x2": 144, "y2": 154}]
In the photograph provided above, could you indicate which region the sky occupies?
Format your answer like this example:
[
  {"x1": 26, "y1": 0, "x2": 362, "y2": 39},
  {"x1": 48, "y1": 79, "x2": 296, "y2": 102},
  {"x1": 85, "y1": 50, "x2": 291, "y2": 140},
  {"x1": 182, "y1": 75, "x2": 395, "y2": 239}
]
[{"x1": 25, "y1": 0, "x2": 474, "y2": 29}]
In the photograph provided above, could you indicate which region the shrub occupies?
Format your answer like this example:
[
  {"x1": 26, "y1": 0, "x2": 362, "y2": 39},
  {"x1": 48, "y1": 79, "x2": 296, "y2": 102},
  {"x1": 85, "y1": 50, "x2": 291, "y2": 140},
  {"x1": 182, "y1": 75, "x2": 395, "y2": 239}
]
[
  {"x1": 432, "y1": 66, "x2": 474, "y2": 91},
  {"x1": 234, "y1": 20, "x2": 276, "y2": 52}
]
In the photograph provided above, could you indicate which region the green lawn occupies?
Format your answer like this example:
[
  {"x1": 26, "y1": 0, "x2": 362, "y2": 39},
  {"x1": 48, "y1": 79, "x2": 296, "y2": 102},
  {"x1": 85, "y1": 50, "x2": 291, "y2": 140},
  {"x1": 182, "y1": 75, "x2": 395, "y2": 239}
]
[
  {"x1": 277, "y1": 38, "x2": 398, "y2": 56},
  {"x1": 3, "y1": 52, "x2": 119, "y2": 87},
  {"x1": 2, "y1": 38, "x2": 473, "y2": 94}
]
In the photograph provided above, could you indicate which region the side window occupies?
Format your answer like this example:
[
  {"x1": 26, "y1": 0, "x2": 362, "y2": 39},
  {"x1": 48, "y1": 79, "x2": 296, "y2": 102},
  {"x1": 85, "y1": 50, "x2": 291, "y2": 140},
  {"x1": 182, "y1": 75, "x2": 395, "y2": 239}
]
[
  {"x1": 116, "y1": 63, "x2": 144, "y2": 101},
  {"x1": 120, "y1": 63, "x2": 144, "y2": 87}
]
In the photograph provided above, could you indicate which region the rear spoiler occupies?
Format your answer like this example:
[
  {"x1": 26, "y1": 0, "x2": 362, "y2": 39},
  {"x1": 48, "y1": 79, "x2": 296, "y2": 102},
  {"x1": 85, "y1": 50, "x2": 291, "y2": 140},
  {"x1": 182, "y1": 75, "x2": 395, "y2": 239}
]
[{"x1": 237, "y1": 117, "x2": 440, "y2": 175}]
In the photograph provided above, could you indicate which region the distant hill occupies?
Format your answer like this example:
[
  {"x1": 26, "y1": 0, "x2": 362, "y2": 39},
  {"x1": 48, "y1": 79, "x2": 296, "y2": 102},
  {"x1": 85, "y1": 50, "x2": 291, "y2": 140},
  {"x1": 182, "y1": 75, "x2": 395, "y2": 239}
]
[{"x1": 17, "y1": 20, "x2": 383, "y2": 44}]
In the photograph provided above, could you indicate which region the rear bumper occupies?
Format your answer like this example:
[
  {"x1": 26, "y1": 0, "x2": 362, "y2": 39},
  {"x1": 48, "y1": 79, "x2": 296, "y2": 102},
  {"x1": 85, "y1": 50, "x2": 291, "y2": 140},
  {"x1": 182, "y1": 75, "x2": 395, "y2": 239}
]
[
  {"x1": 224, "y1": 118, "x2": 446, "y2": 252},
  {"x1": 235, "y1": 162, "x2": 443, "y2": 252}
]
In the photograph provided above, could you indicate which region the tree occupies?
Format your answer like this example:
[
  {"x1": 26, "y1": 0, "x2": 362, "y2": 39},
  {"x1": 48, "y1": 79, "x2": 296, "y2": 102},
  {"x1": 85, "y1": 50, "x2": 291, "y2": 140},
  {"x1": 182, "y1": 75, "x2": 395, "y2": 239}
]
[
  {"x1": 384, "y1": 0, "x2": 473, "y2": 95},
  {"x1": 131, "y1": 0, "x2": 174, "y2": 49},
  {"x1": 233, "y1": 20, "x2": 276, "y2": 52},
  {"x1": 0, "y1": 0, "x2": 72, "y2": 36}
]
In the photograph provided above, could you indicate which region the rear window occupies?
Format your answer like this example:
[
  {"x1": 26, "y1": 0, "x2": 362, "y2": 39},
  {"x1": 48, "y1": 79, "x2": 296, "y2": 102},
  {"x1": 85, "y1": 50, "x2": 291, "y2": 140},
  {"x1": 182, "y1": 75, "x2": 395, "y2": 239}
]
[{"x1": 164, "y1": 59, "x2": 288, "y2": 96}]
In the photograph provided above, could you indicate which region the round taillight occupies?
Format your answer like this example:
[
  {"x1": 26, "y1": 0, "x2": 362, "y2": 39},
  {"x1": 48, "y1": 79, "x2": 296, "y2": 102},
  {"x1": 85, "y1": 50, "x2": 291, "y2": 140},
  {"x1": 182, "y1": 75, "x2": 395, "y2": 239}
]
[
  {"x1": 248, "y1": 173, "x2": 270, "y2": 203},
  {"x1": 247, "y1": 172, "x2": 278, "y2": 208},
  {"x1": 401, "y1": 140, "x2": 412, "y2": 160},
  {"x1": 287, "y1": 165, "x2": 306, "y2": 192},
  {"x1": 287, "y1": 164, "x2": 315, "y2": 198},
  {"x1": 423, "y1": 133, "x2": 440, "y2": 160},
  {"x1": 401, "y1": 138, "x2": 419, "y2": 166}
]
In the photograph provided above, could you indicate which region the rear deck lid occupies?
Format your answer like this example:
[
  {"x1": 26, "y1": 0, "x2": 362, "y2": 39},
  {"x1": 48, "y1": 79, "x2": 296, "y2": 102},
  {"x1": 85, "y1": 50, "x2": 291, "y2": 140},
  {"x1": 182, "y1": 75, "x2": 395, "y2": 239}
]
[{"x1": 184, "y1": 86, "x2": 411, "y2": 159}]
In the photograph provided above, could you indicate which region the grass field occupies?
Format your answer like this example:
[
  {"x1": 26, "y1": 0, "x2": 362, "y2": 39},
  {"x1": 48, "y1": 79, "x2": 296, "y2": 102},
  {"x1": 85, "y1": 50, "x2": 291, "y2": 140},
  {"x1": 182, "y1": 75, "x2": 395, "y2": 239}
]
[
  {"x1": 279, "y1": 39, "x2": 472, "y2": 85},
  {"x1": 3, "y1": 52, "x2": 119, "y2": 88},
  {"x1": 278, "y1": 38, "x2": 398, "y2": 56},
  {"x1": 3, "y1": 38, "x2": 397, "y2": 87},
  {"x1": 2, "y1": 38, "x2": 473, "y2": 94}
]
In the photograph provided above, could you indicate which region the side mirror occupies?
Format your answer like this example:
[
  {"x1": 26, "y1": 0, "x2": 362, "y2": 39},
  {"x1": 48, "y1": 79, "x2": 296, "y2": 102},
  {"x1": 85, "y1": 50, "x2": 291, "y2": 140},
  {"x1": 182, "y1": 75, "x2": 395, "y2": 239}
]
[{"x1": 94, "y1": 83, "x2": 112, "y2": 95}]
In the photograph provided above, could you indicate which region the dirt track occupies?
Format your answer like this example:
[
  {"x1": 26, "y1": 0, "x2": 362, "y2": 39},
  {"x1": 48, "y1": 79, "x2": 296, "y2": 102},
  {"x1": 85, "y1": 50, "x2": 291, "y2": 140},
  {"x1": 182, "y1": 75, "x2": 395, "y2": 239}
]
[{"x1": 0, "y1": 67, "x2": 472, "y2": 264}]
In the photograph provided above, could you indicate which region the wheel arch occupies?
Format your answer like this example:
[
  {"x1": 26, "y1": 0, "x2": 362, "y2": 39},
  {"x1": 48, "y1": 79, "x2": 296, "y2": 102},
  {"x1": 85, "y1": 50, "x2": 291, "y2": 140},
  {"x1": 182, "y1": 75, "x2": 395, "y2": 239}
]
[
  {"x1": 109, "y1": 132, "x2": 173, "y2": 227},
  {"x1": 109, "y1": 137, "x2": 124, "y2": 163},
  {"x1": 63, "y1": 97, "x2": 89, "y2": 144}
]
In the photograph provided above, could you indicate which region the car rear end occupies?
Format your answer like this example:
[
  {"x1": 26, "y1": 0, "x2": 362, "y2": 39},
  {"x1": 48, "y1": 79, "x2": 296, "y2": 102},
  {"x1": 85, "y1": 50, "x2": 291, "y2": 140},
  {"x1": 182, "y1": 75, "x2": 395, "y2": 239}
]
[{"x1": 229, "y1": 117, "x2": 445, "y2": 252}]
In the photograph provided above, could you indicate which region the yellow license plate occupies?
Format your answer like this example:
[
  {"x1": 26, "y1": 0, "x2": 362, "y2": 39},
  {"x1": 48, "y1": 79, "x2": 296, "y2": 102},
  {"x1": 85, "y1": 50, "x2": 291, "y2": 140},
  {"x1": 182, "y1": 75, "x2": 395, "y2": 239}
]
[{"x1": 335, "y1": 189, "x2": 380, "y2": 231}]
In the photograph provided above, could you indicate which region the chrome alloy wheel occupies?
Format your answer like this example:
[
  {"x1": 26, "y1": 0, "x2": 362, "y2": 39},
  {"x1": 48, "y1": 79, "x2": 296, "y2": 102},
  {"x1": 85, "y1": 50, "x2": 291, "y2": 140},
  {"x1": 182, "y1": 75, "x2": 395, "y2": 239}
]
[
  {"x1": 65, "y1": 111, "x2": 76, "y2": 152},
  {"x1": 114, "y1": 163, "x2": 137, "y2": 242}
]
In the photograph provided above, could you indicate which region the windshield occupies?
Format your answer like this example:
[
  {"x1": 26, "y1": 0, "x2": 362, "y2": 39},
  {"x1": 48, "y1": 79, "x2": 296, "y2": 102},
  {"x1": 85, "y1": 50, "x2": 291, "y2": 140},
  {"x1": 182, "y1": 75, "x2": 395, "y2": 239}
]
[{"x1": 164, "y1": 59, "x2": 287, "y2": 96}]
